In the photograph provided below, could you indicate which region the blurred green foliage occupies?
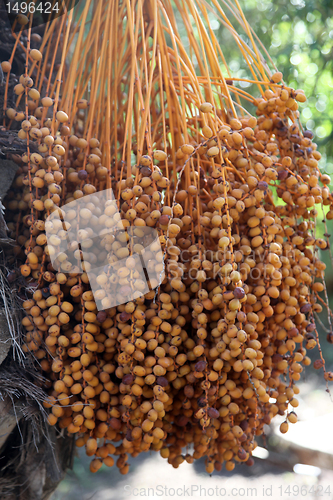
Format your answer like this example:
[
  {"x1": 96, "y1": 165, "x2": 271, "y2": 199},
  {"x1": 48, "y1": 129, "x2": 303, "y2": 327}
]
[
  {"x1": 173, "y1": 1, "x2": 333, "y2": 169},
  {"x1": 215, "y1": 0, "x2": 333, "y2": 173},
  {"x1": 242, "y1": 0, "x2": 333, "y2": 174}
]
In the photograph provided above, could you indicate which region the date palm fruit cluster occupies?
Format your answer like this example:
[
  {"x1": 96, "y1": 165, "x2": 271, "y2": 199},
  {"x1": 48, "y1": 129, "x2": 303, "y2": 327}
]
[{"x1": 2, "y1": 0, "x2": 333, "y2": 475}]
